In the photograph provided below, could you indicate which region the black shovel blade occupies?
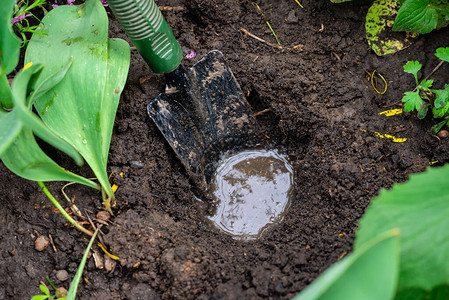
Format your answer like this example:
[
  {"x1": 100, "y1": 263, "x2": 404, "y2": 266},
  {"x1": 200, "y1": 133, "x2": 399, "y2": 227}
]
[{"x1": 147, "y1": 50, "x2": 256, "y2": 184}]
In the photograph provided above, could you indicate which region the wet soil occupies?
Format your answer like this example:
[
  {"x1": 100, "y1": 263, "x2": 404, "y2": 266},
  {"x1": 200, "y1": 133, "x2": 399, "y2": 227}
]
[{"x1": 1, "y1": 0, "x2": 449, "y2": 299}]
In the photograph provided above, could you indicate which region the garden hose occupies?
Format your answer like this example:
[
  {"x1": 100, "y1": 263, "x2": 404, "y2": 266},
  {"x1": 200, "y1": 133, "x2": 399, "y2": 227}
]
[{"x1": 107, "y1": 0, "x2": 183, "y2": 74}]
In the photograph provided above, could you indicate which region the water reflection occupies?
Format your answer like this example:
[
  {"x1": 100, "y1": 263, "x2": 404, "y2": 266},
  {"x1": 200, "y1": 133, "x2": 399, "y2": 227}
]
[{"x1": 208, "y1": 149, "x2": 294, "y2": 239}]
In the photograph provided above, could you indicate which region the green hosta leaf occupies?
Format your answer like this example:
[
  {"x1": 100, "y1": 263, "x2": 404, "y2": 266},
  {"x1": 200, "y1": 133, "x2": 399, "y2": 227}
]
[
  {"x1": 1, "y1": 61, "x2": 96, "y2": 189},
  {"x1": 366, "y1": 0, "x2": 418, "y2": 56},
  {"x1": 10, "y1": 62, "x2": 83, "y2": 165},
  {"x1": 355, "y1": 164, "x2": 449, "y2": 291},
  {"x1": 25, "y1": 0, "x2": 130, "y2": 198},
  {"x1": 393, "y1": 0, "x2": 449, "y2": 34},
  {"x1": 395, "y1": 288, "x2": 427, "y2": 300},
  {"x1": 435, "y1": 47, "x2": 449, "y2": 63},
  {"x1": 0, "y1": 0, "x2": 20, "y2": 76},
  {"x1": 0, "y1": 75, "x2": 13, "y2": 109},
  {"x1": 1, "y1": 127, "x2": 98, "y2": 189},
  {"x1": 402, "y1": 90, "x2": 423, "y2": 112},
  {"x1": 0, "y1": 109, "x2": 22, "y2": 156},
  {"x1": 293, "y1": 229, "x2": 400, "y2": 300},
  {"x1": 100, "y1": 38, "x2": 130, "y2": 165},
  {"x1": 0, "y1": 0, "x2": 21, "y2": 108}
]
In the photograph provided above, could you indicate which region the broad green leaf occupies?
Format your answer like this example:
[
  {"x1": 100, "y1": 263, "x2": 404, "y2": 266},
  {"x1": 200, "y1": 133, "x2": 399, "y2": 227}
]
[
  {"x1": 1, "y1": 127, "x2": 98, "y2": 189},
  {"x1": 0, "y1": 0, "x2": 21, "y2": 76},
  {"x1": 10, "y1": 62, "x2": 83, "y2": 165},
  {"x1": 100, "y1": 38, "x2": 130, "y2": 164},
  {"x1": 293, "y1": 229, "x2": 400, "y2": 300},
  {"x1": 25, "y1": 0, "x2": 130, "y2": 198},
  {"x1": 66, "y1": 227, "x2": 99, "y2": 300},
  {"x1": 393, "y1": 0, "x2": 449, "y2": 34},
  {"x1": 0, "y1": 74, "x2": 13, "y2": 109},
  {"x1": 355, "y1": 164, "x2": 449, "y2": 291},
  {"x1": 395, "y1": 288, "x2": 427, "y2": 300},
  {"x1": 330, "y1": 0, "x2": 352, "y2": 3},
  {"x1": 0, "y1": 109, "x2": 22, "y2": 156},
  {"x1": 402, "y1": 91, "x2": 423, "y2": 112},
  {"x1": 365, "y1": 0, "x2": 418, "y2": 56},
  {"x1": 0, "y1": 0, "x2": 21, "y2": 108},
  {"x1": 435, "y1": 47, "x2": 449, "y2": 63}
]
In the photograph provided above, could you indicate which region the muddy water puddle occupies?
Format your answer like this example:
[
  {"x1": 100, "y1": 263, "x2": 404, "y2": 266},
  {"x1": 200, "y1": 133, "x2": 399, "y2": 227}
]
[{"x1": 207, "y1": 149, "x2": 294, "y2": 240}]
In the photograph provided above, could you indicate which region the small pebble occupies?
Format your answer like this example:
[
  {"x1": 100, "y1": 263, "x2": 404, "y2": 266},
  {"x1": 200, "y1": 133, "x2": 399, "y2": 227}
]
[
  {"x1": 129, "y1": 160, "x2": 144, "y2": 169},
  {"x1": 286, "y1": 10, "x2": 299, "y2": 24},
  {"x1": 437, "y1": 130, "x2": 449, "y2": 138},
  {"x1": 97, "y1": 211, "x2": 111, "y2": 222},
  {"x1": 55, "y1": 270, "x2": 69, "y2": 282},
  {"x1": 104, "y1": 255, "x2": 117, "y2": 272},
  {"x1": 35, "y1": 236, "x2": 50, "y2": 251},
  {"x1": 56, "y1": 287, "x2": 68, "y2": 298}
]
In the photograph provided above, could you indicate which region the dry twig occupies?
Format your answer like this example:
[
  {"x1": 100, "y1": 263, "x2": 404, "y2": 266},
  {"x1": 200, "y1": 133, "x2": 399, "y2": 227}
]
[
  {"x1": 240, "y1": 28, "x2": 303, "y2": 51},
  {"x1": 159, "y1": 6, "x2": 184, "y2": 12}
]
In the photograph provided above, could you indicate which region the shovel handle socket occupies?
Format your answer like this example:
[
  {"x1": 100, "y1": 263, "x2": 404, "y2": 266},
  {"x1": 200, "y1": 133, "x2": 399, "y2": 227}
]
[{"x1": 108, "y1": 0, "x2": 183, "y2": 73}]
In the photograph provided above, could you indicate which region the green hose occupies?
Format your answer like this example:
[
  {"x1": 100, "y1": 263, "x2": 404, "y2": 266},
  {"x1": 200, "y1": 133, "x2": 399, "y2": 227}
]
[{"x1": 108, "y1": 0, "x2": 183, "y2": 73}]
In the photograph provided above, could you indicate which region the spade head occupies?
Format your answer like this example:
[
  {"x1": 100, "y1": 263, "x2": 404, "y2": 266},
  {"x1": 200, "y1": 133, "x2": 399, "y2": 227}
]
[{"x1": 147, "y1": 50, "x2": 256, "y2": 185}]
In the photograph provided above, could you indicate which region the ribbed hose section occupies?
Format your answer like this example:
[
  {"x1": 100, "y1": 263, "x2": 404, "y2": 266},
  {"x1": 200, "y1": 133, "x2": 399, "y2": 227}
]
[
  {"x1": 108, "y1": 0, "x2": 183, "y2": 73},
  {"x1": 108, "y1": 0, "x2": 162, "y2": 40}
]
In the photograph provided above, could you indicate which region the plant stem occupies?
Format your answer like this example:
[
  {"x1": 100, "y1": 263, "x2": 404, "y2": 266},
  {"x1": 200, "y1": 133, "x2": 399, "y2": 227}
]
[
  {"x1": 0, "y1": 75, "x2": 13, "y2": 109},
  {"x1": 66, "y1": 227, "x2": 100, "y2": 300},
  {"x1": 37, "y1": 181, "x2": 94, "y2": 236}
]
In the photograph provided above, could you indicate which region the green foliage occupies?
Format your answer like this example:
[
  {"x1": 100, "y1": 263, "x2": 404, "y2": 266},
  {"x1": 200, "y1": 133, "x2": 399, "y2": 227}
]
[
  {"x1": 0, "y1": 0, "x2": 21, "y2": 108},
  {"x1": 293, "y1": 229, "x2": 400, "y2": 300},
  {"x1": 402, "y1": 91, "x2": 423, "y2": 113},
  {"x1": 11, "y1": 0, "x2": 48, "y2": 47},
  {"x1": 66, "y1": 228, "x2": 100, "y2": 300},
  {"x1": 332, "y1": 0, "x2": 448, "y2": 55},
  {"x1": 32, "y1": 228, "x2": 100, "y2": 300},
  {"x1": 356, "y1": 165, "x2": 449, "y2": 291},
  {"x1": 0, "y1": 0, "x2": 21, "y2": 76},
  {"x1": 294, "y1": 151, "x2": 449, "y2": 299},
  {"x1": 31, "y1": 282, "x2": 66, "y2": 300},
  {"x1": 393, "y1": 0, "x2": 449, "y2": 34},
  {"x1": 401, "y1": 47, "x2": 449, "y2": 133},
  {"x1": 25, "y1": 0, "x2": 130, "y2": 202},
  {"x1": 365, "y1": 0, "x2": 418, "y2": 56},
  {"x1": 0, "y1": 60, "x2": 95, "y2": 186},
  {"x1": 403, "y1": 60, "x2": 422, "y2": 85},
  {"x1": 435, "y1": 47, "x2": 449, "y2": 62},
  {"x1": 1, "y1": 0, "x2": 129, "y2": 227}
]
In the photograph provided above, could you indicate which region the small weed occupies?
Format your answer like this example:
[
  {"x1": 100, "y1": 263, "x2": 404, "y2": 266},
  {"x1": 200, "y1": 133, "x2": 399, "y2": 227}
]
[
  {"x1": 11, "y1": 0, "x2": 48, "y2": 47},
  {"x1": 31, "y1": 229, "x2": 100, "y2": 300},
  {"x1": 401, "y1": 47, "x2": 449, "y2": 133},
  {"x1": 31, "y1": 278, "x2": 67, "y2": 300}
]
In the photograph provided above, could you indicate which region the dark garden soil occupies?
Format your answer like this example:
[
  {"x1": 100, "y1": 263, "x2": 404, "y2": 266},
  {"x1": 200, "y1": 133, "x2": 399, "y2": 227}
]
[{"x1": 2, "y1": 0, "x2": 449, "y2": 299}]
